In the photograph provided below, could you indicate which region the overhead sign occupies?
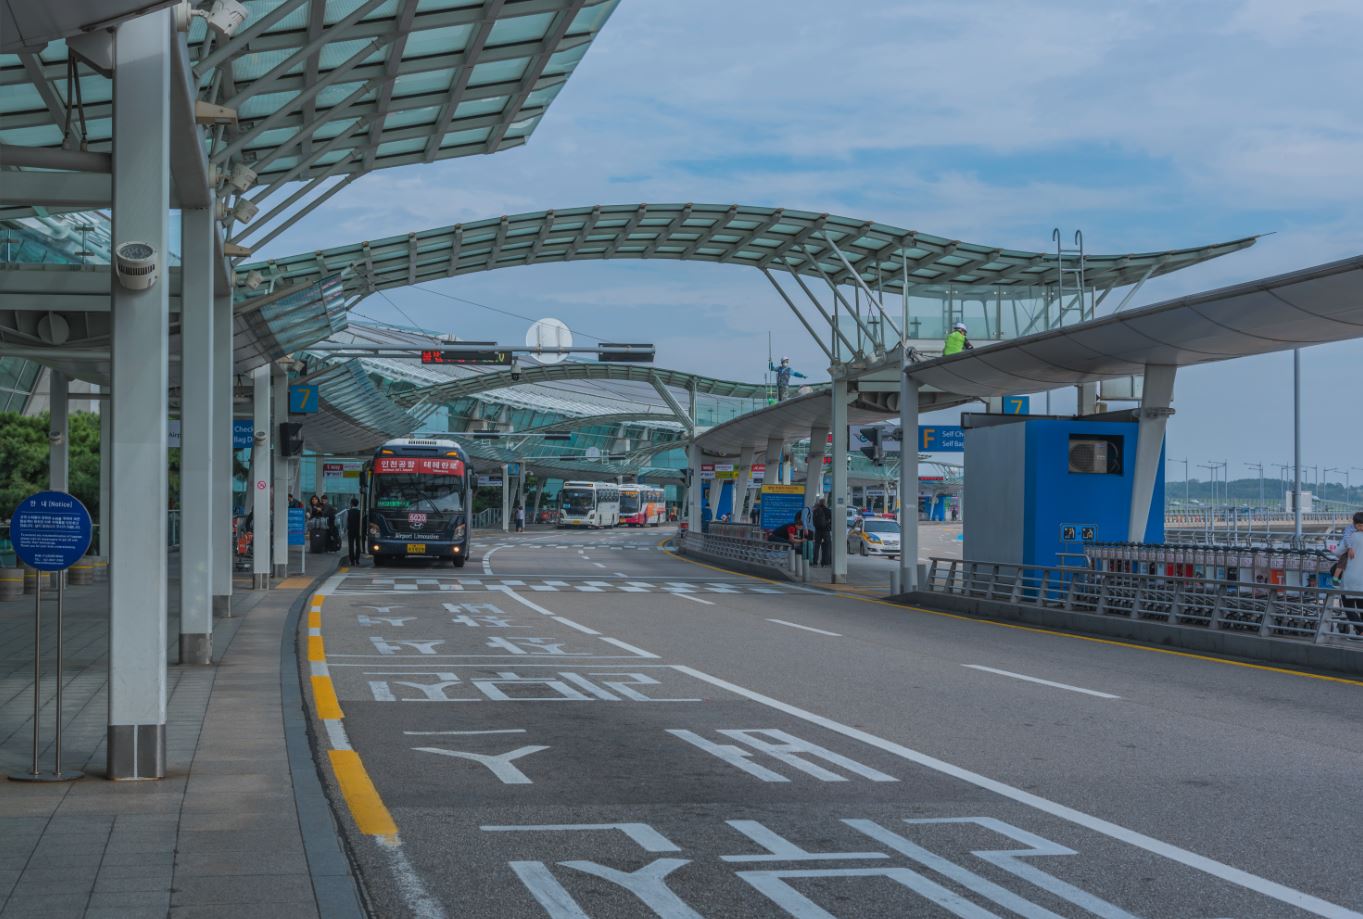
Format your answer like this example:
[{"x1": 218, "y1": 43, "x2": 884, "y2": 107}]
[
  {"x1": 289, "y1": 384, "x2": 319, "y2": 414},
  {"x1": 9, "y1": 491, "x2": 93, "y2": 572},
  {"x1": 759, "y1": 484, "x2": 805, "y2": 532},
  {"x1": 507, "y1": 462, "x2": 521, "y2": 476},
  {"x1": 1003, "y1": 395, "x2": 1030, "y2": 415},
  {"x1": 477, "y1": 475, "x2": 503, "y2": 487},
  {"x1": 700, "y1": 463, "x2": 715, "y2": 480},
  {"x1": 374, "y1": 457, "x2": 465, "y2": 476},
  {"x1": 421, "y1": 348, "x2": 513, "y2": 366},
  {"x1": 233, "y1": 419, "x2": 254, "y2": 449},
  {"x1": 918, "y1": 425, "x2": 965, "y2": 453}
]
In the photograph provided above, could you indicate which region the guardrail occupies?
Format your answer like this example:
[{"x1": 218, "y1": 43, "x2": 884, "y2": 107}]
[
  {"x1": 474, "y1": 507, "x2": 502, "y2": 529},
  {"x1": 925, "y1": 557, "x2": 1361, "y2": 645},
  {"x1": 677, "y1": 529, "x2": 803, "y2": 579}
]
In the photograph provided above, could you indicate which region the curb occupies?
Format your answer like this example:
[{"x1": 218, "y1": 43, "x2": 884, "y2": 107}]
[{"x1": 277, "y1": 563, "x2": 369, "y2": 919}]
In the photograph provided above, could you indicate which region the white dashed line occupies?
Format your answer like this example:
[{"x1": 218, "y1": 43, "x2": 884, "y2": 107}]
[
  {"x1": 673, "y1": 593, "x2": 715, "y2": 606},
  {"x1": 766, "y1": 618, "x2": 841, "y2": 637},
  {"x1": 962, "y1": 665, "x2": 1121, "y2": 699}
]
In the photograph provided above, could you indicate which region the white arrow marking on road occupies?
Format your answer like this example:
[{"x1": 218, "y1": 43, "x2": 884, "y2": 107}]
[{"x1": 962, "y1": 665, "x2": 1120, "y2": 700}]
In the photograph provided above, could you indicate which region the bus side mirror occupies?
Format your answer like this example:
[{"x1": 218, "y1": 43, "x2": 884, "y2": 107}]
[{"x1": 359, "y1": 470, "x2": 369, "y2": 491}]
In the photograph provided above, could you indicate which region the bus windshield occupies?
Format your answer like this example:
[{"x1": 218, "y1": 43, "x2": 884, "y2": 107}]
[
  {"x1": 373, "y1": 474, "x2": 464, "y2": 513},
  {"x1": 619, "y1": 493, "x2": 641, "y2": 514},
  {"x1": 561, "y1": 488, "x2": 595, "y2": 514}
]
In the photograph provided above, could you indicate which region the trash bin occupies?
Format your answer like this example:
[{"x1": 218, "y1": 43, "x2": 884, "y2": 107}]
[{"x1": 309, "y1": 517, "x2": 329, "y2": 553}]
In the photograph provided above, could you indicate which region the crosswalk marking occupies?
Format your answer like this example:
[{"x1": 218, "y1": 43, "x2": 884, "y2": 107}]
[{"x1": 335, "y1": 576, "x2": 801, "y2": 596}]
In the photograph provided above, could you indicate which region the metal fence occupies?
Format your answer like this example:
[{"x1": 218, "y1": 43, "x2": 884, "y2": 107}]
[
  {"x1": 678, "y1": 529, "x2": 802, "y2": 579},
  {"x1": 925, "y1": 558, "x2": 1362, "y2": 645},
  {"x1": 474, "y1": 507, "x2": 502, "y2": 530}
]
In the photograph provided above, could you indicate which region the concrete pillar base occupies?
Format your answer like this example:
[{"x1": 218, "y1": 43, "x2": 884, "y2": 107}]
[
  {"x1": 212, "y1": 594, "x2": 232, "y2": 618},
  {"x1": 179, "y1": 633, "x2": 212, "y2": 666},
  {"x1": 107, "y1": 723, "x2": 166, "y2": 780},
  {"x1": 253, "y1": 574, "x2": 270, "y2": 590},
  {"x1": 272, "y1": 564, "x2": 286, "y2": 579}
]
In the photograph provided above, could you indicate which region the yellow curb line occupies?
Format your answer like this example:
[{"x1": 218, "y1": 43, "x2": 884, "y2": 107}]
[{"x1": 328, "y1": 749, "x2": 397, "y2": 838}]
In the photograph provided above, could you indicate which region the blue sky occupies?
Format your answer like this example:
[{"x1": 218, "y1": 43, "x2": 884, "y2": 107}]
[{"x1": 260, "y1": 0, "x2": 1363, "y2": 485}]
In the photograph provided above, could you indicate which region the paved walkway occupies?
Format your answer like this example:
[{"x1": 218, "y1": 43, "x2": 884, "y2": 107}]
[{"x1": 0, "y1": 557, "x2": 359, "y2": 918}]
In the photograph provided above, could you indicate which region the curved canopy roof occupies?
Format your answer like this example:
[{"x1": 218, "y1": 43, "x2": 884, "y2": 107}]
[
  {"x1": 1, "y1": 0, "x2": 618, "y2": 181},
  {"x1": 906, "y1": 253, "x2": 1363, "y2": 397},
  {"x1": 246, "y1": 203, "x2": 1258, "y2": 296}
]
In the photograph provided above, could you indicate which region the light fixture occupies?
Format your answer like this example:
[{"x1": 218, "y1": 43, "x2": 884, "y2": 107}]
[
  {"x1": 113, "y1": 241, "x2": 158, "y2": 291},
  {"x1": 228, "y1": 163, "x2": 257, "y2": 193},
  {"x1": 232, "y1": 198, "x2": 259, "y2": 223}
]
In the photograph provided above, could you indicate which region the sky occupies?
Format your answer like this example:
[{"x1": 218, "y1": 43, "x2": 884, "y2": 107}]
[{"x1": 258, "y1": 0, "x2": 1363, "y2": 484}]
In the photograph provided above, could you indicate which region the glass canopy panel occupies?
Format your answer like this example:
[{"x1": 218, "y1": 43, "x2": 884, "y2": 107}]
[{"x1": 487, "y1": 12, "x2": 554, "y2": 44}]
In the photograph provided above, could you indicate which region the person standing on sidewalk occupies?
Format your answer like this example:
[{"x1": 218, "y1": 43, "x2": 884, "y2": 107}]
[
  {"x1": 812, "y1": 497, "x2": 833, "y2": 567},
  {"x1": 346, "y1": 498, "x2": 362, "y2": 565},
  {"x1": 1338, "y1": 511, "x2": 1363, "y2": 636}
]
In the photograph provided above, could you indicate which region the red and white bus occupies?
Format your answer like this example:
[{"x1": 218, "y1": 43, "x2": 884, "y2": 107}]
[{"x1": 619, "y1": 485, "x2": 665, "y2": 527}]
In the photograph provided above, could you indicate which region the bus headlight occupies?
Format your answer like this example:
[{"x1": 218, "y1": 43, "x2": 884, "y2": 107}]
[
  {"x1": 452, "y1": 523, "x2": 466, "y2": 540},
  {"x1": 368, "y1": 522, "x2": 379, "y2": 536}
]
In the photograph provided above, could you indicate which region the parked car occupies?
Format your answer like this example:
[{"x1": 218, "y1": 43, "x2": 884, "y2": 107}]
[
  {"x1": 848, "y1": 517, "x2": 901, "y2": 558},
  {"x1": 537, "y1": 508, "x2": 558, "y2": 525}
]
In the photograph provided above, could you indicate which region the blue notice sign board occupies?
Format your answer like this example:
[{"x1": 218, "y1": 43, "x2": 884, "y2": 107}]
[
  {"x1": 759, "y1": 485, "x2": 806, "y2": 532},
  {"x1": 918, "y1": 425, "x2": 966, "y2": 453},
  {"x1": 288, "y1": 507, "x2": 306, "y2": 546},
  {"x1": 10, "y1": 491, "x2": 93, "y2": 571},
  {"x1": 1003, "y1": 395, "x2": 1030, "y2": 415},
  {"x1": 233, "y1": 419, "x2": 254, "y2": 449},
  {"x1": 289, "y1": 384, "x2": 319, "y2": 414}
]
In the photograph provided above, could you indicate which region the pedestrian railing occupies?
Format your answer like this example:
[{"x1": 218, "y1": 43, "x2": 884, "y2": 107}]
[
  {"x1": 474, "y1": 507, "x2": 502, "y2": 529},
  {"x1": 924, "y1": 557, "x2": 1361, "y2": 645},
  {"x1": 677, "y1": 529, "x2": 802, "y2": 579}
]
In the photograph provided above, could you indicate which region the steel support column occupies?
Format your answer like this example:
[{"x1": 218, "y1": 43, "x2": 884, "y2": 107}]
[
  {"x1": 501, "y1": 464, "x2": 510, "y2": 532},
  {"x1": 804, "y1": 425, "x2": 828, "y2": 507},
  {"x1": 1127, "y1": 365, "x2": 1176, "y2": 541},
  {"x1": 252, "y1": 366, "x2": 272, "y2": 588},
  {"x1": 272, "y1": 365, "x2": 288, "y2": 577},
  {"x1": 49, "y1": 371, "x2": 69, "y2": 491},
  {"x1": 108, "y1": 7, "x2": 172, "y2": 781},
  {"x1": 98, "y1": 386, "x2": 110, "y2": 558},
  {"x1": 733, "y1": 445, "x2": 755, "y2": 520},
  {"x1": 830, "y1": 377, "x2": 849, "y2": 582},
  {"x1": 179, "y1": 202, "x2": 215, "y2": 664},
  {"x1": 687, "y1": 444, "x2": 703, "y2": 532},
  {"x1": 763, "y1": 437, "x2": 784, "y2": 488},
  {"x1": 211, "y1": 294, "x2": 233, "y2": 616},
  {"x1": 899, "y1": 376, "x2": 919, "y2": 592}
]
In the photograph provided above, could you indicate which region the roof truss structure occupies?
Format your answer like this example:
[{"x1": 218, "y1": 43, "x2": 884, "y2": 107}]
[{"x1": 246, "y1": 203, "x2": 1258, "y2": 299}]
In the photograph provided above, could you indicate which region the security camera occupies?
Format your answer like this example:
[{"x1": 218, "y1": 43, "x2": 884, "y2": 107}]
[
  {"x1": 253, "y1": 428, "x2": 267, "y2": 443},
  {"x1": 228, "y1": 163, "x2": 257, "y2": 193},
  {"x1": 190, "y1": 0, "x2": 249, "y2": 37},
  {"x1": 114, "y1": 241, "x2": 158, "y2": 291},
  {"x1": 510, "y1": 358, "x2": 522, "y2": 382},
  {"x1": 232, "y1": 198, "x2": 259, "y2": 223},
  {"x1": 238, "y1": 269, "x2": 263, "y2": 290}
]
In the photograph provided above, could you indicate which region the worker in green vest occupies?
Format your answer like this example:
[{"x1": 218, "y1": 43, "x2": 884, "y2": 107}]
[{"x1": 943, "y1": 322, "x2": 972, "y2": 356}]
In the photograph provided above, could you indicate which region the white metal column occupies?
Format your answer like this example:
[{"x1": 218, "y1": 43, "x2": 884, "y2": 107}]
[
  {"x1": 687, "y1": 444, "x2": 703, "y2": 532},
  {"x1": 98, "y1": 386, "x2": 110, "y2": 558},
  {"x1": 251, "y1": 365, "x2": 272, "y2": 588},
  {"x1": 49, "y1": 371, "x2": 69, "y2": 491},
  {"x1": 732, "y1": 446, "x2": 755, "y2": 520},
  {"x1": 108, "y1": 7, "x2": 172, "y2": 780},
  {"x1": 830, "y1": 377, "x2": 849, "y2": 582},
  {"x1": 899, "y1": 377, "x2": 920, "y2": 592},
  {"x1": 179, "y1": 202, "x2": 214, "y2": 664},
  {"x1": 1127, "y1": 364, "x2": 1177, "y2": 541},
  {"x1": 271, "y1": 365, "x2": 288, "y2": 576},
  {"x1": 501, "y1": 464, "x2": 510, "y2": 532},
  {"x1": 804, "y1": 425, "x2": 828, "y2": 507},
  {"x1": 211, "y1": 294, "x2": 233, "y2": 616},
  {"x1": 763, "y1": 436, "x2": 783, "y2": 487}
]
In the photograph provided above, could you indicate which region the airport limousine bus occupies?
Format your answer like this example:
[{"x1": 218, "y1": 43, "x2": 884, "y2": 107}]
[
  {"x1": 362, "y1": 437, "x2": 472, "y2": 566},
  {"x1": 557, "y1": 481, "x2": 620, "y2": 528},
  {"x1": 619, "y1": 484, "x2": 665, "y2": 526}
]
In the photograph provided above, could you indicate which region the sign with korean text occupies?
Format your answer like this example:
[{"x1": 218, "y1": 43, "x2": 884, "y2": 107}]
[
  {"x1": 918, "y1": 425, "x2": 965, "y2": 453},
  {"x1": 289, "y1": 384, "x2": 319, "y2": 414},
  {"x1": 759, "y1": 484, "x2": 805, "y2": 532},
  {"x1": 10, "y1": 491, "x2": 93, "y2": 571},
  {"x1": 700, "y1": 463, "x2": 715, "y2": 480},
  {"x1": 374, "y1": 457, "x2": 465, "y2": 477}
]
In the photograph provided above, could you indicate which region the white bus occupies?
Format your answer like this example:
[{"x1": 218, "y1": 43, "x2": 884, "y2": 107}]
[{"x1": 557, "y1": 481, "x2": 620, "y2": 528}]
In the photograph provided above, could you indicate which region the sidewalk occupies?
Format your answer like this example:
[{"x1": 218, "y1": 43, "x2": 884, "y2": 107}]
[{"x1": 0, "y1": 556, "x2": 360, "y2": 918}]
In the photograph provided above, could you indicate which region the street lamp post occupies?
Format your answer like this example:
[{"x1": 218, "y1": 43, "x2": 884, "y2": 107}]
[{"x1": 1325, "y1": 467, "x2": 1344, "y2": 510}]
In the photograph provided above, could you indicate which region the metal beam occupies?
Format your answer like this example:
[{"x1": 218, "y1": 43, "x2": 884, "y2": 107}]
[
  {"x1": 483, "y1": 0, "x2": 585, "y2": 151},
  {"x1": 648, "y1": 372, "x2": 694, "y2": 434},
  {"x1": 423, "y1": 0, "x2": 506, "y2": 162},
  {"x1": 758, "y1": 267, "x2": 834, "y2": 362}
]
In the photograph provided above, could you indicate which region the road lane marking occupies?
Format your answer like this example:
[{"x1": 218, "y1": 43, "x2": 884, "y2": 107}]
[
  {"x1": 598, "y1": 637, "x2": 660, "y2": 659},
  {"x1": 553, "y1": 616, "x2": 601, "y2": 635},
  {"x1": 307, "y1": 635, "x2": 326, "y2": 661},
  {"x1": 329, "y1": 749, "x2": 398, "y2": 838},
  {"x1": 613, "y1": 572, "x2": 627, "y2": 577},
  {"x1": 594, "y1": 562, "x2": 606, "y2": 568},
  {"x1": 482, "y1": 545, "x2": 504, "y2": 575},
  {"x1": 493, "y1": 587, "x2": 557, "y2": 617},
  {"x1": 312, "y1": 674, "x2": 344, "y2": 718},
  {"x1": 962, "y1": 665, "x2": 1120, "y2": 699},
  {"x1": 674, "y1": 593, "x2": 714, "y2": 606},
  {"x1": 670, "y1": 664, "x2": 1360, "y2": 919},
  {"x1": 404, "y1": 729, "x2": 527, "y2": 736},
  {"x1": 767, "y1": 618, "x2": 841, "y2": 637}
]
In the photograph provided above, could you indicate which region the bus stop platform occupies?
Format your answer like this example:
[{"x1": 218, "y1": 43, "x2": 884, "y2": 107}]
[{"x1": 0, "y1": 556, "x2": 358, "y2": 919}]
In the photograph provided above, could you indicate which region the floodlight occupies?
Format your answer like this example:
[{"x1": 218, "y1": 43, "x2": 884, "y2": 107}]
[
  {"x1": 114, "y1": 242, "x2": 158, "y2": 291},
  {"x1": 202, "y1": 0, "x2": 248, "y2": 37},
  {"x1": 232, "y1": 198, "x2": 259, "y2": 223},
  {"x1": 228, "y1": 163, "x2": 257, "y2": 193}
]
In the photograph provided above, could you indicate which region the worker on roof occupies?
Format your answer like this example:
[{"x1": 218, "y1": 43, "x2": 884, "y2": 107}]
[
  {"x1": 769, "y1": 356, "x2": 806, "y2": 401},
  {"x1": 943, "y1": 322, "x2": 973, "y2": 356}
]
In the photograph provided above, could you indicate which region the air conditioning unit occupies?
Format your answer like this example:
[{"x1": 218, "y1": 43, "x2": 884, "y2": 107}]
[{"x1": 1069, "y1": 438, "x2": 1116, "y2": 474}]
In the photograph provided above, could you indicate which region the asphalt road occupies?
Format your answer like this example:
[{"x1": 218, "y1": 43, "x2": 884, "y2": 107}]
[{"x1": 304, "y1": 526, "x2": 1363, "y2": 919}]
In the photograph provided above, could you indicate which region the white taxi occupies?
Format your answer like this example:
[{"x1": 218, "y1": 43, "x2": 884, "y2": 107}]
[{"x1": 848, "y1": 517, "x2": 901, "y2": 558}]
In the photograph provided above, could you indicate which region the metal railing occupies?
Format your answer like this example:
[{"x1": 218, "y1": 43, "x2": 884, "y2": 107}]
[
  {"x1": 925, "y1": 558, "x2": 1362, "y2": 645},
  {"x1": 678, "y1": 529, "x2": 802, "y2": 579},
  {"x1": 474, "y1": 507, "x2": 503, "y2": 529}
]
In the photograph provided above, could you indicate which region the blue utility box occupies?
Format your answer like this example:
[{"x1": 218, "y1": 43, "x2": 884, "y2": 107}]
[{"x1": 963, "y1": 417, "x2": 1164, "y2": 568}]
